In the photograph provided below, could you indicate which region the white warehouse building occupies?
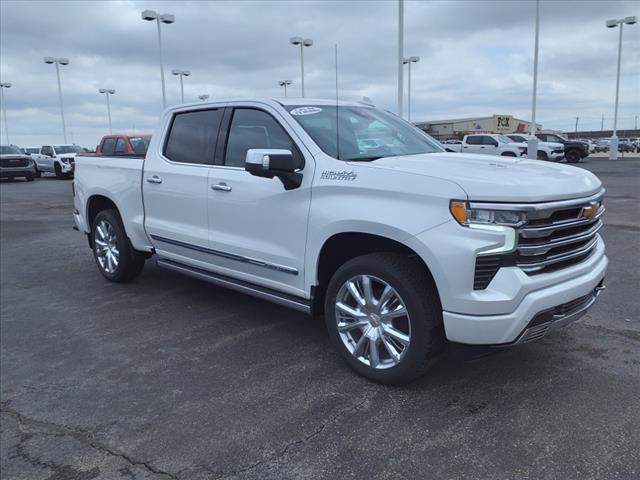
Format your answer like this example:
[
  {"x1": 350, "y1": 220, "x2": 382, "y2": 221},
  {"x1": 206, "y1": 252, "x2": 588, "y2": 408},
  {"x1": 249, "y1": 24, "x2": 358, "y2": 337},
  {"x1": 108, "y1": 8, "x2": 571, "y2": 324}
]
[{"x1": 414, "y1": 115, "x2": 543, "y2": 140}]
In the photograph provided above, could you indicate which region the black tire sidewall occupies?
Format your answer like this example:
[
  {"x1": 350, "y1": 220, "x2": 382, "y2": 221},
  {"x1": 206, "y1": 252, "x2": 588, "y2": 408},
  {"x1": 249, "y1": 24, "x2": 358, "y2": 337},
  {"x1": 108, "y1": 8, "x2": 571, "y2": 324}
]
[
  {"x1": 566, "y1": 150, "x2": 580, "y2": 163},
  {"x1": 324, "y1": 254, "x2": 442, "y2": 385},
  {"x1": 501, "y1": 152, "x2": 516, "y2": 157}
]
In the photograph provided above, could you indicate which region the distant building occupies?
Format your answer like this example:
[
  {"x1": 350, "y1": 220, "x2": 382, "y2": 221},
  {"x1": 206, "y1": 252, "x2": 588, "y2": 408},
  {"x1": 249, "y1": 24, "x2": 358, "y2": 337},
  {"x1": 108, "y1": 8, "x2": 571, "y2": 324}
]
[{"x1": 414, "y1": 115, "x2": 543, "y2": 140}]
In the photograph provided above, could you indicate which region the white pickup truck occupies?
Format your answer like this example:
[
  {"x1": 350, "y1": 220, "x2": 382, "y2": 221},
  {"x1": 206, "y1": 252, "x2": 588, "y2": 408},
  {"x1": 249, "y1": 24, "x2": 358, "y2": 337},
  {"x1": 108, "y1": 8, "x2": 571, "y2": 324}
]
[
  {"x1": 443, "y1": 133, "x2": 526, "y2": 157},
  {"x1": 73, "y1": 99, "x2": 607, "y2": 384},
  {"x1": 506, "y1": 134, "x2": 565, "y2": 162},
  {"x1": 31, "y1": 144, "x2": 81, "y2": 178}
]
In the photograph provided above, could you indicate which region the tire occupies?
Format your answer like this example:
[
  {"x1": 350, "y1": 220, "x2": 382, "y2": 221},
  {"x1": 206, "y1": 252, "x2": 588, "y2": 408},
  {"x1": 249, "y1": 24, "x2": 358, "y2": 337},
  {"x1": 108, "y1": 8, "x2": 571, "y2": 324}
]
[
  {"x1": 54, "y1": 162, "x2": 63, "y2": 179},
  {"x1": 91, "y1": 209, "x2": 146, "y2": 282},
  {"x1": 565, "y1": 149, "x2": 581, "y2": 163},
  {"x1": 324, "y1": 252, "x2": 445, "y2": 385},
  {"x1": 501, "y1": 152, "x2": 517, "y2": 157},
  {"x1": 25, "y1": 175, "x2": 34, "y2": 182},
  {"x1": 537, "y1": 151, "x2": 548, "y2": 161},
  {"x1": 34, "y1": 166, "x2": 41, "y2": 178}
]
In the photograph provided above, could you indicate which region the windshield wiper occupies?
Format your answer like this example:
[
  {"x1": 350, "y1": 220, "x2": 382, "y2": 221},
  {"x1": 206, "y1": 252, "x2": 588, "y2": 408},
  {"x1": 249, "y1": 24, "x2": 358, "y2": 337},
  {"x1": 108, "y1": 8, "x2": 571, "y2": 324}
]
[{"x1": 342, "y1": 156, "x2": 383, "y2": 162}]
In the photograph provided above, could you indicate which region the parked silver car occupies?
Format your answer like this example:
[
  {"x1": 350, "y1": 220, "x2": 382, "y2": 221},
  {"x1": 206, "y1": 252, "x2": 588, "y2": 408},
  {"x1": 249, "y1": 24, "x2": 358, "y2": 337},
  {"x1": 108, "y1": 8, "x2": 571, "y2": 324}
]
[{"x1": 1, "y1": 145, "x2": 36, "y2": 181}]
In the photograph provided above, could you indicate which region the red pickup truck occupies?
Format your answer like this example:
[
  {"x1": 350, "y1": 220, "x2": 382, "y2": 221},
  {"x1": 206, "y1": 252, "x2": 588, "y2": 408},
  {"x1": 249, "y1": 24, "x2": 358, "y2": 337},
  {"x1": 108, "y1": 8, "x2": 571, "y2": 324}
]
[{"x1": 95, "y1": 134, "x2": 152, "y2": 156}]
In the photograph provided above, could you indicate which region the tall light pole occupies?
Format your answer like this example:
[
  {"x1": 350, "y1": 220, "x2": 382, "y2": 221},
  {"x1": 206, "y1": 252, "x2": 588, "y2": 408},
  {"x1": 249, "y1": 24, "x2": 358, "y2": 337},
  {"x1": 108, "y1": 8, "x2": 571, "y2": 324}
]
[
  {"x1": 0, "y1": 82, "x2": 11, "y2": 144},
  {"x1": 635, "y1": 115, "x2": 638, "y2": 130},
  {"x1": 98, "y1": 89, "x2": 115, "y2": 134},
  {"x1": 606, "y1": 15, "x2": 637, "y2": 160},
  {"x1": 397, "y1": 0, "x2": 404, "y2": 118},
  {"x1": 290, "y1": 37, "x2": 313, "y2": 97},
  {"x1": 171, "y1": 69, "x2": 190, "y2": 103},
  {"x1": 278, "y1": 80, "x2": 292, "y2": 98},
  {"x1": 142, "y1": 10, "x2": 175, "y2": 110},
  {"x1": 44, "y1": 57, "x2": 70, "y2": 143},
  {"x1": 198, "y1": 94, "x2": 209, "y2": 102},
  {"x1": 403, "y1": 56, "x2": 419, "y2": 122},
  {"x1": 601, "y1": 114, "x2": 605, "y2": 131},
  {"x1": 527, "y1": 0, "x2": 540, "y2": 159},
  {"x1": 575, "y1": 116, "x2": 580, "y2": 134}
]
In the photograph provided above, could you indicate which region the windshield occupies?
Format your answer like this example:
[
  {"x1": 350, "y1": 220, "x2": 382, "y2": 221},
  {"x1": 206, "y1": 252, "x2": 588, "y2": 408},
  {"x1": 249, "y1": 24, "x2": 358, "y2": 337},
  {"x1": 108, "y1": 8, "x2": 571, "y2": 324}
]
[
  {"x1": 0, "y1": 145, "x2": 23, "y2": 155},
  {"x1": 287, "y1": 105, "x2": 444, "y2": 161},
  {"x1": 129, "y1": 137, "x2": 150, "y2": 154},
  {"x1": 55, "y1": 145, "x2": 82, "y2": 154}
]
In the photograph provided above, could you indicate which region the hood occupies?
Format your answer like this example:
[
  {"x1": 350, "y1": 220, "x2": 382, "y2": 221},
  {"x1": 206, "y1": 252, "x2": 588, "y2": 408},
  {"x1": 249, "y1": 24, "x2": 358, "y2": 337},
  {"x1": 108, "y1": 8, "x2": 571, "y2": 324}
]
[
  {"x1": 541, "y1": 141, "x2": 564, "y2": 149},
  {"x1": 58, "y1": 152, "x2": 77, "y2": 158},
  {"x1": 351, "y1": 152, "x2": 602, "y2": 202}
]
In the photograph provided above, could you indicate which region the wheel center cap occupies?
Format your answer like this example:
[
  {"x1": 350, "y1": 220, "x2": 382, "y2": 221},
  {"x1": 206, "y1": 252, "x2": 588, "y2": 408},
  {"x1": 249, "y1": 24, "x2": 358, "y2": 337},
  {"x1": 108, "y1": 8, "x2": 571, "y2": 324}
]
[{"x1": 369, "y1": 313, "x2": 381, "y2": 327}]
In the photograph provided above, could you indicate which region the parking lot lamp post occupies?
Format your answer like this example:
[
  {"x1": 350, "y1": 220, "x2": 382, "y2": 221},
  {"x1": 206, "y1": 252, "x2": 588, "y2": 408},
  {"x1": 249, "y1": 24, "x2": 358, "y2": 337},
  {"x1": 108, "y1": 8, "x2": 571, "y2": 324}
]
[
  {"x1": 198, "y1": 94, "x2": 209, "y2": 102},
  {"x1": 0, "y1": 82, "x2": 11, "y2": 144},
  {"x1": 403, "y1": 56, "x2": 419, "y2": 122},
  {"x1": 44, "y1": 57, "x2": 69, "y2": 143},
  {"x1": 606, "y1": 15, "x2": 637, "y2": 160},
  {"x1": 278, "y1": 80, "x2": 292, "y2": 98},
  {"x1": 397, "y1": 0, "x2": 404, "y2": 118},
  {"x1": 98, "y1": 89, "x2": 115, "y2": 134},
  {"x1": 527, "y1": 0, "x2": 540, "y2": 159},
  {"x1": 171, "y1": 69, "x2": 190, "y2": 103},
  {"x1": 142, "y1": 10, "x2": 175, "y2": 109},
  {"x1": 575, "y1": 117, "x2": 579, "y2": 134},
  {"x1": 290, "y1": 37, "x2": 313, "y2": 97},
  {"x1": 601, "y1": 114, "x2": 604, "y2": 131}
]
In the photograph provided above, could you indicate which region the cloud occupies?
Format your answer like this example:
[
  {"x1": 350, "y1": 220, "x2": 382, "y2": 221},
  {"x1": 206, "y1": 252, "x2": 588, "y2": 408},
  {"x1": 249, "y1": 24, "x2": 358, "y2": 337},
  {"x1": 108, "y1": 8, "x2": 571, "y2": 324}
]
[{"x1": 0, "y1": 0, "x2": 638, "y2": 147}]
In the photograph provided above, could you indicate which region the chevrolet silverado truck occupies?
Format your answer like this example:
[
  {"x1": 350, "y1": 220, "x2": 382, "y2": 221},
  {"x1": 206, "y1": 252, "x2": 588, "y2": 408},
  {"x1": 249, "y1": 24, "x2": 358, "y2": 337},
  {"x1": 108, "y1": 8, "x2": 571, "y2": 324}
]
[
  {"x1": 73, "y1": 99, "x2": 607, "y2": 384},
  {"x1": 443, "y1": 134, "x2": 526, "y2": 156},
  {"x1": 536, "y1": 132, "x2": 589, "y2": 163}
]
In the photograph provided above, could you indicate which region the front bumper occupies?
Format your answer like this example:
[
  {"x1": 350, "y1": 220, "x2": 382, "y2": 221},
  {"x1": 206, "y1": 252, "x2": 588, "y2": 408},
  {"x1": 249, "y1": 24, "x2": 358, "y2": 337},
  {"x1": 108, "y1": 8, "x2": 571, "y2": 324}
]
[
  {"x1": 1, "y1": 166, "x2": 36, "y2": 177},
  {"x1": 549, "y1": 151, "x2": 564, "y2": 161},
  {"x1": 59, "y1": 161, "x2": 75, "y2": 173},
  {"x1": 442, "y1": 250, "x2": 607, "y2": 345}
]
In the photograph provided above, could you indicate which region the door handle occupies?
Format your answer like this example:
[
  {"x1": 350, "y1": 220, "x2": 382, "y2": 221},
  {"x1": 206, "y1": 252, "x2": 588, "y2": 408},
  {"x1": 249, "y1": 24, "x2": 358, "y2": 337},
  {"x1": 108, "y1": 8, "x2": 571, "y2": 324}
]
[
  {"x1": 146, "y1": 176, "x2": 162, "y2": 184},
  {"x1": 211, "y1": 182, "x2": 232, "y2": 192}
]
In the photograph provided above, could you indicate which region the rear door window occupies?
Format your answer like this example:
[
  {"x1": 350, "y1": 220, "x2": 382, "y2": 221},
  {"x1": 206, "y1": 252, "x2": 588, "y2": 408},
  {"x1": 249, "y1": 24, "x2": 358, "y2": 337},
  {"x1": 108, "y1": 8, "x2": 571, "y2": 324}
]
[
  {"x1": 101, "y1": 138, "x2": 116, "y2": 155},
  {"x1": 164, "y1": 109, "x2": 223, "y2": 164},
  {"x1": 114, "y1": 138, "x2": 128, "y2": 154},
  {"x1": 466, "y1": 136, "x2": 482, "y2": 145}
]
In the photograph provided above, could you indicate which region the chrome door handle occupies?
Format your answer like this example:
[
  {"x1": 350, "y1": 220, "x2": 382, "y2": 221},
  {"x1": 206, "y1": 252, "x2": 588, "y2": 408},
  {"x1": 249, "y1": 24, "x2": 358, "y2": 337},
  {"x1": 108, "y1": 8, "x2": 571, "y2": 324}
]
[
  {"x1": 211, "y1": 182, "x2": 232, "y2": 192},
  {"x1": 146, "y1": 176, "x2": 162, "y2": 184}
]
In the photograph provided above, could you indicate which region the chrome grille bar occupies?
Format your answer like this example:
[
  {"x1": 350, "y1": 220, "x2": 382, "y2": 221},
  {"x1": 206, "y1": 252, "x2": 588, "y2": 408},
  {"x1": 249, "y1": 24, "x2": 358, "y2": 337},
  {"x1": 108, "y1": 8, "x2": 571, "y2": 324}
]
[
  {"x1": 517, "y1": 235, "x2": 600, "y2": 273},
  {"x1": 517, "y1": 220, "x2": 602, "y2": 256},
  {"x1": 519, "y1": 207, "x2": 605, "y2": 239}
]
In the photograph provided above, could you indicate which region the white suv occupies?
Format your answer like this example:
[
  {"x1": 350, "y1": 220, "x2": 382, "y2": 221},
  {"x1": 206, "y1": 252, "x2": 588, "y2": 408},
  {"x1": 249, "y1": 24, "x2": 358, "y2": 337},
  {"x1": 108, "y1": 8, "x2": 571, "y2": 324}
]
[{"x1": 506, "y1": 134, "x2": 565, "y2": 161}]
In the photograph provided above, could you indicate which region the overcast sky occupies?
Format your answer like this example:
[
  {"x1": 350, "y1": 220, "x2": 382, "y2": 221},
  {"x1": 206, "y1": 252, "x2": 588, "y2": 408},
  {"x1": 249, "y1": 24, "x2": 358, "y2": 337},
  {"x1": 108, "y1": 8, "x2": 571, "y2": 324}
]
[{"x1": 1, "y1": 0, "x2": 638, "y2": 147}]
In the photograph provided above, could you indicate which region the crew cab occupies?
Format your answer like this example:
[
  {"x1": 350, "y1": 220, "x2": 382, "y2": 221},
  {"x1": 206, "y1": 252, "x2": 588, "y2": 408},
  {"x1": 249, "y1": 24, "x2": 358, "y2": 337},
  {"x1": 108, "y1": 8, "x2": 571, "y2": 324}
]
[
  {"x1": 95, "y1": 134, "x2": 152, "y2": 156},
  {"x1": 73, "y1": 99, "x2": 607, "y2": 385},
  {"x1": 33, "y1": 144, "x2": 82, "y2": 178},
  {"x1": 506, "y1": 134, "x2": 565, "y2": 161},
  {"x1": 536, "y1": 132, "x2": 589, "y2": 163},
  {"x1": 443, "y1": 134, "x2": 526, "y2": 157}
]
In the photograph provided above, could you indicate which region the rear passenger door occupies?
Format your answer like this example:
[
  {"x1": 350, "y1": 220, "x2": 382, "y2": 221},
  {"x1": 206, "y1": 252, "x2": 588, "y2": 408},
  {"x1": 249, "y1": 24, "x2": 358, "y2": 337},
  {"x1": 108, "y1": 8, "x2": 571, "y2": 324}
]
[
  {"x1": 143, "y1": 107, "x2": 224, "y2": 266},
  {"x1": 481, "y1": 135, "x2": 500, "y2": 154},
  {"x1": 206, "y1": 105, "x2": 313, "y2": 296},
  {"x1": 463, "y1": 136, "x2": 483, "y2": 153}
]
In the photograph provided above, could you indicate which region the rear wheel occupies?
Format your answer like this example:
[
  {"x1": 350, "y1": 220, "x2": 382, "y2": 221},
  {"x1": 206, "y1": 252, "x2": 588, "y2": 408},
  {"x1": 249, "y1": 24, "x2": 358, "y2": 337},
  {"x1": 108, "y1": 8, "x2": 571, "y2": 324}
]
[
  {"x1": 91, "y1": 209, "x2": 146, "y2": 282},
  {"x1": 324, "y1": 253, "x2": 444, "y2": 385},
  {"x1": 565, "y1": 149, "x2": 581, "y2": 163}
]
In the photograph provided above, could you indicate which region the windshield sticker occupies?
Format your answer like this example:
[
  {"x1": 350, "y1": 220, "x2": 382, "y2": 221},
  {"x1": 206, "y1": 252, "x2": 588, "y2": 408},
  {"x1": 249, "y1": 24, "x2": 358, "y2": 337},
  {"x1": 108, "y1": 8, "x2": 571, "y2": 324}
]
[{"x1": 290, "y1": 107, "x2": 322, "y2": 116}]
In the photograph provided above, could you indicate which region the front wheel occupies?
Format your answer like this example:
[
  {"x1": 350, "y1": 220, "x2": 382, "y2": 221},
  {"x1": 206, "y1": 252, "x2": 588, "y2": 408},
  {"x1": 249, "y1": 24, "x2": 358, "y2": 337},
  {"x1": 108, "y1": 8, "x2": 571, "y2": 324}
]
[
  {"x1": 324, "y1": 253, "x2": 444, "y2": 385},
  {"x1": 91, "y1": 209, "x2": 146, "y2": 282},
  {"x1": 565, "y1": 149, "x2": 581, "y2": 163},
  {"x1": 25, "y1": 175, "x2": 34, "y2": 182},
  {"x1": 54, "y1": 162, "x2": 63, "y2": 179},
  {"x1": 501, "y1": 152, "x2": 517, "y2": 157},
  {"x1": 34, "y1": 166, "x2": 41, "y2": 178},
  {"x1": 537, "y1": 151, "x2": 548, "y2": 161}
]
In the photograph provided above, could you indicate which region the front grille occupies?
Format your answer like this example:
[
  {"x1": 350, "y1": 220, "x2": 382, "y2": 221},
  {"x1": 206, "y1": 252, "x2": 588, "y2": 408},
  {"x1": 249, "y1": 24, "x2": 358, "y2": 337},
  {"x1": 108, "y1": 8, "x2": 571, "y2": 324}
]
[
  {"x1": 1, "y1": 157, "x2": 29, "y2": 168},
  {"x1": 552, "y1": 149, "x2": 564, "y2": 155},
  {"x1": 515, "y1": 203, "x2": 604, "y2": 275}
]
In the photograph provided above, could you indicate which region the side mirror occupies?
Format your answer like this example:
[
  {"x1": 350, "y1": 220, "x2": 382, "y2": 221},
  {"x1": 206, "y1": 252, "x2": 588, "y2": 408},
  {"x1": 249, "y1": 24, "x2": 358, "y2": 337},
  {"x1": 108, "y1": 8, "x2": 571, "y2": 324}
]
[
  {"x1": 490, "y1": 140, "x2": 498, "y2": 146},
  {"x1": 245, "y1": 149, "x2": 302, "y2": 190}
]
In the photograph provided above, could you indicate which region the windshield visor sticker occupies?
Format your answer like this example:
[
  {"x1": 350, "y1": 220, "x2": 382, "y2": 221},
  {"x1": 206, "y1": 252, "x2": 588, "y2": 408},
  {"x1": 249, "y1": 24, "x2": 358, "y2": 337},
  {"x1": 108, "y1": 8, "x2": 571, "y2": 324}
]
[
  {"x1": 290, "y1": 107, "x2": 323, "y2": 116},
  {"x1": 320, "y1": 170, "x2": 357, "y2": 181}
]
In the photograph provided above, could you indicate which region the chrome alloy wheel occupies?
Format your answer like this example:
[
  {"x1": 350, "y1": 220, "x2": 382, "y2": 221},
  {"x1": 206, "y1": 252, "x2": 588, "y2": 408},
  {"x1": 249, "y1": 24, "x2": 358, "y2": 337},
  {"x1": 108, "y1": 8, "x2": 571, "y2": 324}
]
[
  {"x1": 94, "y1": 220, "x2": 119, "y2": 274},
  {"x1": 335, "y1": 275, "x2": 411, "y2": 369}
]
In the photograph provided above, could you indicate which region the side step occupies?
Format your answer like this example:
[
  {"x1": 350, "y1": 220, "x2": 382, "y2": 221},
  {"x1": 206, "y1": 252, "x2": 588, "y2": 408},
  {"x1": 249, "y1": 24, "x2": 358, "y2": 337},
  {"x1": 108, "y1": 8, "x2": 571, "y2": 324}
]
[{"x1": 156, "y1": 258, "x2": 312, "y2": 314}]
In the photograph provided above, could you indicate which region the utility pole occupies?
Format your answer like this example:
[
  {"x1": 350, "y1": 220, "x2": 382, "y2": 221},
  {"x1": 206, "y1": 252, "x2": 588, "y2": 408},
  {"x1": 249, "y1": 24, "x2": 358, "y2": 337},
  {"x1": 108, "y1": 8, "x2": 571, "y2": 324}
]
[{"x1": 397, "y1": 0, "x2": 404, "y2": 118}]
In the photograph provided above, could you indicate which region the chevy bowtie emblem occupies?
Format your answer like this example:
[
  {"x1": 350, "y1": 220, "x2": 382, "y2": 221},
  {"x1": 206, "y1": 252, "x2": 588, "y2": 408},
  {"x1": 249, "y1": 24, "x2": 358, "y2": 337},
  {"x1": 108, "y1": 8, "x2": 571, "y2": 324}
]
[{"x1": 580, "y1": 202, "x2": 599, "y2": 219}]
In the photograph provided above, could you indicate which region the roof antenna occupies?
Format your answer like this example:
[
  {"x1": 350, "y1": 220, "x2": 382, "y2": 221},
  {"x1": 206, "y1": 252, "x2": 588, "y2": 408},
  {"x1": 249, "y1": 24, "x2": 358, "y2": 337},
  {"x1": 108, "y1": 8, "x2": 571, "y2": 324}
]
[{"x1": 335, "y1": 43, "x2": 340, "y2": 160}]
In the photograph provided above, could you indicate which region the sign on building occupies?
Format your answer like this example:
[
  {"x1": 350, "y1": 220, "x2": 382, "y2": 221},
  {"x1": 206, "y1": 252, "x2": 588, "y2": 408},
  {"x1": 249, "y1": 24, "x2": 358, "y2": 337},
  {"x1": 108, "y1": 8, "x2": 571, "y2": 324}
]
[{"x1": 493, "y1": 115, "x2": 513, "y2": 132}]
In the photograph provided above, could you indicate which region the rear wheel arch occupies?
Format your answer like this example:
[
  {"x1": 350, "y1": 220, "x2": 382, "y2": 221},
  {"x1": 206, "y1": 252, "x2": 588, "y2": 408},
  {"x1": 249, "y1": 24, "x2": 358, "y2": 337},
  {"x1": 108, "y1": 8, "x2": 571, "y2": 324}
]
[
  {"x1": 313, "y1": 232, "x2": 441, "y2": 314},
  {"x1": 86, "y1": 195, "x2": 120, "y2": 247}
]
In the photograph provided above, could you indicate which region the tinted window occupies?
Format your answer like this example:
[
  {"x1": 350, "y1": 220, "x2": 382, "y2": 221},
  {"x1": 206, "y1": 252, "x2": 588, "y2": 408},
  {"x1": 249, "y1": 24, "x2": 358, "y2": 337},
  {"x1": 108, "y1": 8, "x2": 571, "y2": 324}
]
[
  {"x1": 114, "y1": 138, "x2": 127, "y2": 153},
  {"x1": 482, "y1": 136, "x2": 498, "y2": 145},
  {"x1": 225, "y1": 109, "x2": 300, "y2": 168},
  {"x1": 164, "y1": 109, "x2": 222, "y2": 164},
  {"x1": 129, "y1": 137, "x2": 150, "y2": 154},
  {"x1": 101, "y1": 138, "x2": 116, "y2": 155},
  {"x1": 466, "y1": 136, "x2": 482, "y2": 145},
  {"x1": 41, "y1": 146, "x2": 53, "y2": 156}
]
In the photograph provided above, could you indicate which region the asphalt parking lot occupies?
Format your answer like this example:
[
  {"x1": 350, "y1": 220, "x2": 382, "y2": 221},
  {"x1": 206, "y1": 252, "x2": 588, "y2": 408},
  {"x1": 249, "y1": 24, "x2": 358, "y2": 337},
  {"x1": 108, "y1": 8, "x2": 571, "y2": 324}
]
[{"x1": 1, "y1": 158, "x2": 639, "y2": 480}]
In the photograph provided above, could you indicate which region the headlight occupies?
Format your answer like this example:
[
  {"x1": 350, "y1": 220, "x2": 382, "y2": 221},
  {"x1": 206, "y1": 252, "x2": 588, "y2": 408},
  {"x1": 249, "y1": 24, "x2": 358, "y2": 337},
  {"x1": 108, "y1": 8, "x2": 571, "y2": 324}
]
[{"x1": 449, "y1": 200, "x2": 525, "y2": 227}]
